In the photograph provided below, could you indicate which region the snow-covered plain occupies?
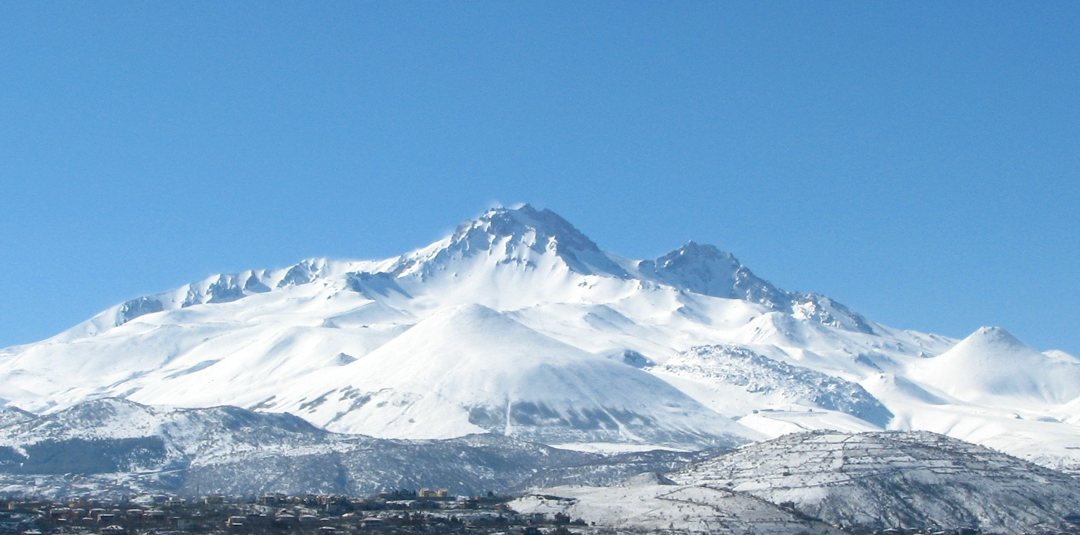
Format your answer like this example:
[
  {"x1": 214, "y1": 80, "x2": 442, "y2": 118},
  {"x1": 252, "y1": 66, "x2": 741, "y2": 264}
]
[{"x1": 1, "y1": 205, "x2": 1079, "y2": 469}]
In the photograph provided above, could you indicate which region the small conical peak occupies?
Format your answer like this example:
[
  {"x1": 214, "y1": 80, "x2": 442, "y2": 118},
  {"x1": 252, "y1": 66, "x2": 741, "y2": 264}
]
[
  {"x1": 963, "y1": 326, "x2": 1027, "y2": 350},
  {"x1": 926, "y1": 325, "x2": 1043, "y2": 370}
]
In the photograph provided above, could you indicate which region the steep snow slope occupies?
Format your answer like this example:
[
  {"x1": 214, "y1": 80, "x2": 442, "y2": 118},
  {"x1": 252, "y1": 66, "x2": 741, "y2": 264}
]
[{"x1": 0, "y1": 205, "x2": 1077, "y2": 466}]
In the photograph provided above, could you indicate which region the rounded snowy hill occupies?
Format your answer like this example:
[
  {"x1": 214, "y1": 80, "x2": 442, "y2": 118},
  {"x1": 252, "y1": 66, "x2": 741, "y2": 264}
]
[
  {"x1": 273, "y1": 303, "x2": 753, "y2": 448},
  {"x1": 909, "y1": 326, "x2": 1080, "y2": 405},
  {"x1": 1, "y1": 205, "x2": 1078, "y2": 461}
]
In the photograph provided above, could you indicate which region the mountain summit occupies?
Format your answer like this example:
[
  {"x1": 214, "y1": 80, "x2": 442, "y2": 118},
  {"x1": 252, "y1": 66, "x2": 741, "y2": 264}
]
[{"x1": 385, "y1": 204, "x2": 632, "y2": 281}]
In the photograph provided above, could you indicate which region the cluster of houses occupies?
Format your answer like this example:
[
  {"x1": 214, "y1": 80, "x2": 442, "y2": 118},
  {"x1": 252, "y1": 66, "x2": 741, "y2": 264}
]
[
  {"x1": 0, "y1": 489, "x2": 566, "y2": 535},
  {"x1": 47, "y1": 506, "x2": 168, "y2": 524}
]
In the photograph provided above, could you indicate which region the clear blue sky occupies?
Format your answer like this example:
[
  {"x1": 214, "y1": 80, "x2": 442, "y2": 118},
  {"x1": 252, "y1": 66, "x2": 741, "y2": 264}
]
[{"x1": 1, "y1": 2, "x2": 1078, "y2": 354}]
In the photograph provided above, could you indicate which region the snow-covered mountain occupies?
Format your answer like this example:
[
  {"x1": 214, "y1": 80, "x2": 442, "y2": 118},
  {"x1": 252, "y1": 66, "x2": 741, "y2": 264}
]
[{"x1": 1, "y1": 205, "x2": 1078, "y2": 467}]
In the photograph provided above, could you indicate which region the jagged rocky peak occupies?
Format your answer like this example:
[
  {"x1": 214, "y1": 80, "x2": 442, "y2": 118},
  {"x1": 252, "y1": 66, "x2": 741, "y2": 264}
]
[
  {"x1": 458, "y1": 204, "x2": 603, "y2": 253},
  {"x1": 788, "y1": 293, "x2": 875, "y2": 334},
  {"x1": 109, "y1": 266, "x2": 295, "y2": 327},
  {"x1": 640, "y1": 241, "x2": 788, "y2": 307},
  {"x1": 117, "y1": 296, "x2": 165, "y2": 324},
  {"x1": 639, "y1": 242, "x2": 874, "y2": 334},
  {"x1": 277, "y1": 258, "x2": 330, "y2": 288}
]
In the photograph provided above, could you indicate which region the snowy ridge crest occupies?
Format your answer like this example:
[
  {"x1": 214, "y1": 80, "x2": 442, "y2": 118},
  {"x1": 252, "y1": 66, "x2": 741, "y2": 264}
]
[
  {"x1": 639, "y1": 242, "x2": 873, "y2": 334},
  {"x1": 61, "y1": 205, "x2": 872, "y2": 340}
]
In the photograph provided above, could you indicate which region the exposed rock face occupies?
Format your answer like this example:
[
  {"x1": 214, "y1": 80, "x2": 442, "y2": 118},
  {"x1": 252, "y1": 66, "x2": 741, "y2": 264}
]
[
  {"x1": 639, "y1": 241, "x2": 874, "y2": 333},
  {"x1": 655, "y1": 344, "x2": 893, "y2": 427}
]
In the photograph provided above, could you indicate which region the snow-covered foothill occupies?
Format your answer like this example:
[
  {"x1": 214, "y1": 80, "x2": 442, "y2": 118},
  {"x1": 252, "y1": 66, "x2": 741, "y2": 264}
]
[
  {"x1": 0, "y1": 398, "x2": 678, "y2": 498},
  {"x1": 669, "y1": 430, "x2": 1080, "y2": 533},
  {"x1": 0, "y1": 405, "x2": 34, "y2": 428},
  {"x1": 509, "y1": 482, "x2": 843, "y2": 535}
]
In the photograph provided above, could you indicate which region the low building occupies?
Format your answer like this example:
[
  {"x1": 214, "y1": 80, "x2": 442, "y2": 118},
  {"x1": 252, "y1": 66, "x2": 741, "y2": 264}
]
[
  {"x1": 360, "y1": 516, "x2": 385, "y2": 528},
  {"x1": 418, "y1": 488, "x2": 450, "y2": 499}
]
